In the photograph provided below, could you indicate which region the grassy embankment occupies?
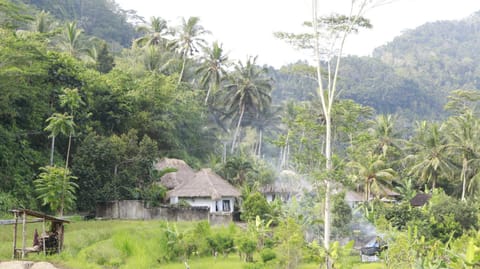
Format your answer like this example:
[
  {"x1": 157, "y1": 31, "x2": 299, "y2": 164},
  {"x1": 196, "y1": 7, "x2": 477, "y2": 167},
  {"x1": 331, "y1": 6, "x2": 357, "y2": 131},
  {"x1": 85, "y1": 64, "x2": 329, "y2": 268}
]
[{"x1": 0, "y1": 219, "x2": 385, "y2": 268}]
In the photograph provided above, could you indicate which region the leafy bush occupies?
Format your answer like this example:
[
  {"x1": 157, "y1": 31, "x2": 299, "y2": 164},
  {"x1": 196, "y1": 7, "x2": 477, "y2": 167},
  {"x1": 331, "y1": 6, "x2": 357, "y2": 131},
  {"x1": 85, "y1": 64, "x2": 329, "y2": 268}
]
[
  {"x1": 332, "y1": 192, "x2": 352, "y2": 236},
  {"x1": 260, "y1": 248, "x2": 276, "y2": 263},
  {"x1": 236, "y1": 234, "x2": 257, "y2": 262},
  {"x1": 381, "y1": 201, "x2": 424, "y2": 230},
  {"x1": 143, "y1": 184, "x2": 167, "y2": 207},
  {"x1": 241, "y1": 192, "x2": 272, "y2": 222},
  {"x1": 0, "y1": 192, "x2": 20, "y2": 217},
  {"x1": 207, "y1": 228, "x2": 235, "y2": 257},
  {"x1": 192, "y1": 221, "x2": 212, "y2": 255}
]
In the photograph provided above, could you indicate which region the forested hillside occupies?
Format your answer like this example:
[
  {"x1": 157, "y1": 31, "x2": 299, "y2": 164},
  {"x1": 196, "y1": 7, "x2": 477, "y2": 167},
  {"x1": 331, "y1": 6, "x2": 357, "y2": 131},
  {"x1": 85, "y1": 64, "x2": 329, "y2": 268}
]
[
  {"x1": 22, "y1": 0, "x2": 139, "y2": 49},
  {"x1": 272, "y1": 11, "x2": 480, "y2": 119},
  {"x1": 373, "y1": 11, "x2": 480, "y2": 109}
]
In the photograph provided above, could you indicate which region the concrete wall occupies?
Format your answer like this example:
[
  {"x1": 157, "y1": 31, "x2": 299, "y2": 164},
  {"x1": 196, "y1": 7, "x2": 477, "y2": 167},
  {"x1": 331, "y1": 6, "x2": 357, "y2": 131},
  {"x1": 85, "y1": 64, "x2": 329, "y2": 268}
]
[
  {"x1": 144, "y1": 206, "x2": 210, "y2": 222},
  {"x1": 96, "y1": 200, "x2": 145, "y2": 219},
  {"x1": 172, "y1": 197, "x2": 215, "y2": 213},
  {"x1": 95, "y1": 200, "x2": 233, "y2": 225},
  {"x1": 169, "y1": 197, "x2": 236, "y2": 213},
  {"x1": 96, "y1": 200, "x2": 120, "y2": 219},
  {"x1": 209, "y1": 212, "x2": 233, "y2": 226}
]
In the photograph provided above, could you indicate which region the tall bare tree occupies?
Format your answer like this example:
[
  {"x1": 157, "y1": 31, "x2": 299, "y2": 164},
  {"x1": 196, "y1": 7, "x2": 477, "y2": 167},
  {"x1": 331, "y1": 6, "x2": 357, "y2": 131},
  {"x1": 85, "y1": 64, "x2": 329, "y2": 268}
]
[{"x1": 276, "y1": 1, "x2": 391, "y2": 267}]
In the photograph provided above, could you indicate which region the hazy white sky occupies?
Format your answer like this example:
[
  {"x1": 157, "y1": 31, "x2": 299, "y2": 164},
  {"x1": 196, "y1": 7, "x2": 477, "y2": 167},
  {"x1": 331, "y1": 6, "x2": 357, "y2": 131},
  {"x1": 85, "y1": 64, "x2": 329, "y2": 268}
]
[{"x1": 115, "y1": 0, "x2": 480, "y2": 68}]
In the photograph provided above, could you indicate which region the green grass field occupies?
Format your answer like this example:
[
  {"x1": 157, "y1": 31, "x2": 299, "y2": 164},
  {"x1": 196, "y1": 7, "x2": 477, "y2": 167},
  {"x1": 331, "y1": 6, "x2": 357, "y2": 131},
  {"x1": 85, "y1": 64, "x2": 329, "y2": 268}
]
[{"x1": 0, "y1": 219, "x2": 385, "y2": 268}]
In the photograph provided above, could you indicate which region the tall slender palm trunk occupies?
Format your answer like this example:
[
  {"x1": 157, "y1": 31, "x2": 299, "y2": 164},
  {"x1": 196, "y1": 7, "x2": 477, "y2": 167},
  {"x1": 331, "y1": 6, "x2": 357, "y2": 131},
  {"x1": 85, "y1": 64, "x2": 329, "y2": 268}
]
[
  {"x1": 231, "y1": 104, "x2": 245, "y2": 154},
  {"x1": 257, "y1": 130, "x2": 263, "y2": 157},
  {"x1": 461, "y1": 157, "x2": 468, "y2": 201},
  {"x1": 49, "y1": 135, "x2": 56, "y2": 166},
  {"x1": 178, "y1": 51, "x2": 188, "y2": 86}
]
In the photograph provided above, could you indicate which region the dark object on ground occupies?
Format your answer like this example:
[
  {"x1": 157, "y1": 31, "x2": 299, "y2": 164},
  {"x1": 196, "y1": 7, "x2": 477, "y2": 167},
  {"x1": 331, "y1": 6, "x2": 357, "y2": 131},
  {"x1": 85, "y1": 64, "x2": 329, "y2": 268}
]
[
  {"x1": 410, "y1": 192, "x2": 431, "y2": 207},
  {"x1": 360, "y1": 237, "x2": 388, "y2": 256}
]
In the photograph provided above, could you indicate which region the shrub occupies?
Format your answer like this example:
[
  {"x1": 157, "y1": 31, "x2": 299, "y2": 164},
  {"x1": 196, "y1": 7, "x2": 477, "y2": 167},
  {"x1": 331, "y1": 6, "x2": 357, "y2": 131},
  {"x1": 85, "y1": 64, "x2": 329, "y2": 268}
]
[
  {"x1": 241, "y1": 192, "x2": 272, "y2": 222},
  {"x1": 260, "y1": 248, "x2": 276, "y2": 263},
  {"x1": 207, "y1": 230, "x2": 235, "y2": 257},
  {"x1": 192, "y1": 221, "x2": 212, "y2": 255},
  {"x1": 236, "y1": 235, "x2": 257, "y2": 262}
]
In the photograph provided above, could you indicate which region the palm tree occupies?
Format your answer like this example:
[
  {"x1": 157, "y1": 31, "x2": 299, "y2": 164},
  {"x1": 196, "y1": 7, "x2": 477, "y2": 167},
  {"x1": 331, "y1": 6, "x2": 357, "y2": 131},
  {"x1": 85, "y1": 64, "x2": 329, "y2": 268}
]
[
  {"x1": 348, "y1": 152, "x2": 396, "y2": 201},
  {"x1": 59, "y1": 21, "x2": 84, "y2": 58},
  {"x1": 173, "y1": 16, "x2": 210, "y2": 84},
  {"x1": 223, "y1": 155, "x2": 256, "y2": 187},
  {"x1": 59, "y1": 88, "x2": 84, "y2": 169},
  {"x1": 31, "y1": 10, "x2": 57, "y2": 34},
  {"x1": 444, "y1": 110, "x2": 480, "y2": 200},
  {"x1": 133, "y1": 16, "x2": 171, "y2": 48},
  {"x1": 223, "y1": 56, "x2": 273, "y2": 153},
  {"x1": 196, "y1": 41, "x2": 229, "y2": 105},
  {"x1": 252, "y1": 105, "x2": 282, "y2": 158},
  {"x1": 370, "y1": 114, "x2": 403, "y2": 159},
  {"x1": 407, "y1": 121, "x2": 452, "y2": 191},
  {"x1": 141, "y1": 45, "x2": 175, "y2": 73},
  {"x1": 44, "y1": 112, "x2": 75, "y2": 166}
]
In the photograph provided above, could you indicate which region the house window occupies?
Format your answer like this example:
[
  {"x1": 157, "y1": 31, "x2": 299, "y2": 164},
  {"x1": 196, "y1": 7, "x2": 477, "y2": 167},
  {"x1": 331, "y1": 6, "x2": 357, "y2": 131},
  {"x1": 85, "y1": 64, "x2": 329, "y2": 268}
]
[{"x1": 222, "y1": 200, "x2": 231, "y2": 212}]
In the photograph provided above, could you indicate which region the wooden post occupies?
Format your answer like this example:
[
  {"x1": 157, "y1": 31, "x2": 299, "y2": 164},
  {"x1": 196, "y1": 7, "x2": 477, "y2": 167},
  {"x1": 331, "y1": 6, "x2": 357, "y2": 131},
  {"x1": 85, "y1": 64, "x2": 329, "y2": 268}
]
[
  {"x1": 21, "y1": 211, "x2": 26, "y2": 259},
  {"x1": 42, "y1": 218, "x2": 46, "y2": 255},
  {"x1": 12, "y1": 211, "x2": 18, "y2": 259}
]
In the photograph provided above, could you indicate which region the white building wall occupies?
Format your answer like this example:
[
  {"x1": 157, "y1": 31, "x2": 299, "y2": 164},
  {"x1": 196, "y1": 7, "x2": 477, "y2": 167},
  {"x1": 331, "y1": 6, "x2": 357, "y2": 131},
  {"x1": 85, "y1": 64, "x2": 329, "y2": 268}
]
[{"x1": 170, "y1": 196, "x2": 236, "y2": 213}]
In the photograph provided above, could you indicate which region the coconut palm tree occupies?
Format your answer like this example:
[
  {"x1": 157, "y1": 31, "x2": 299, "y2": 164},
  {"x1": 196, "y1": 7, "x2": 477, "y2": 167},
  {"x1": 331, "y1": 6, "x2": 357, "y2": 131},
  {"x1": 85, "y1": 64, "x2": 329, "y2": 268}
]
[
  {"x1": 444, "y1": 110, "x2": 480, "y2": 200},
  {"x1": 348, "y1": 152, "x2": 396, "y2": 201},
  {"x1": 133, "y1": 16, "x2": 171, "y2": 48},
  {"x1": 407, "y1": 121, "x2": 452, "y2": 191},
  {"x1": 223, "y1": 56, "x2": 272, "y2": 153},
  {"x1": 251, "y1": 105, "x2": 282, "y2": 158},
  {"x1": 172, "y1": 16, "x2": 210, "y2": 84},
  {"x1": 196, "y1": 41, "x2": 229, "y2": 105},
  {"x1": 141, "y1": 45, "x2": 175, "y2": 74},
  {"x1": 370, "y1": 114, "x2": 403, "y2": 160},
  {"x1": 44, "y1": 112, "x2": 75, "y2": 166}
]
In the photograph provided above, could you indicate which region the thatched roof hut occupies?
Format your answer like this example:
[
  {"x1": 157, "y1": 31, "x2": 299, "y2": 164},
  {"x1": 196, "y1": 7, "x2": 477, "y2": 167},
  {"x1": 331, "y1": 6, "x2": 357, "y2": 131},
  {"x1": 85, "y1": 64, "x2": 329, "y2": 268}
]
[
  {"x1": 154, "y1": 158, "x2": 195, "y2": 189},
  {"x1": 167, "y1": 168, "x2": 240, "y2": 200},
  {"x1": 345, "y1": 190, "x2": 365, "y2": 204},
  {"x1": 410, "y1": 193, "x2": 431, "y2": 207},
  {"x1": 260, "y1": 170, "x2": 312, "y2": 202}
]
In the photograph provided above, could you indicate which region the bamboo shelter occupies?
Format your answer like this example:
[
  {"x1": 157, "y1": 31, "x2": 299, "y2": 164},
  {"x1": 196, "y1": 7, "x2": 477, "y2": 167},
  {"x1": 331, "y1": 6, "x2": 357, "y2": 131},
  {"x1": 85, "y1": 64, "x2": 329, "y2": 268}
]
[{"x1": 9, "y1": 209, "x2": 69, "y2": 259}]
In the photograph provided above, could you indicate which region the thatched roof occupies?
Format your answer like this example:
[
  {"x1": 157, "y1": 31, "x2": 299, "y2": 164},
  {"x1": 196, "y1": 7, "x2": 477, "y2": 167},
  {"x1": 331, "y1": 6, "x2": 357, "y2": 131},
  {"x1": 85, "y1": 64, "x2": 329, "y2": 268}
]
[
  {"x1": 260, "y1": 170, "x2": 312, "y2": 194},
  {"x1": 154, "y1": 158, "x2": 195, "y2": 189},
  {"x1": 345, "y1": 191, "x2": 364, "y2": 202},
  {"x1": 167, "y1": 168, "x2": 241, "y2": 200},
  {"x1": 410, "y1": 193, "x2": 431, "y2": 207}
]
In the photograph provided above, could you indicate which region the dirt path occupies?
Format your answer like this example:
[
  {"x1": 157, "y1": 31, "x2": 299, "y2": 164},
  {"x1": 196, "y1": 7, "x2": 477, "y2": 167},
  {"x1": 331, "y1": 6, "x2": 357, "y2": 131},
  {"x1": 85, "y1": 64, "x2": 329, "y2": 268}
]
[{"x1": 0, "y1": 261, "x2": 59, "y2": 269}]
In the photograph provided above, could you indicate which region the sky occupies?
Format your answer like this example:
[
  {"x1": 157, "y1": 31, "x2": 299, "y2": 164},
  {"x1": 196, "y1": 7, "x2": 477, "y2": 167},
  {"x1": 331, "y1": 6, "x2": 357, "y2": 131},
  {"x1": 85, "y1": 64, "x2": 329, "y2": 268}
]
[{"x1": 114, "y1": 0, "x2": 480, "y2": 68}]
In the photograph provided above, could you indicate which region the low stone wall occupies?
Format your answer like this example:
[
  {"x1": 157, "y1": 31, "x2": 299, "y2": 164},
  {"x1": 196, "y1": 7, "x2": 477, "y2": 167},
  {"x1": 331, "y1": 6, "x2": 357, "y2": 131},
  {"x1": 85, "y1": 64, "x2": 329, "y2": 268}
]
[
  {"x1": 209, "y1": 212, "x2": 233, "y2": 226},
  {"x1": 144, "y1": 205, "x2": 209, "y2": 222},
  {"x1": 95, "y1": 200, "x2": 233, "y2": 225}
]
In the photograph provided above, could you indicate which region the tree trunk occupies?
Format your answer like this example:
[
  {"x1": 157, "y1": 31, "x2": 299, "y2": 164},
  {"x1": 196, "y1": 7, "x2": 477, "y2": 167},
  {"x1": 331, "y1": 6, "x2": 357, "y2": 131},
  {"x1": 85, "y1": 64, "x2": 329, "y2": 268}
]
[
  {"x1": 461, "y1": 157, "x2": 467, "y2": 201},
  {"x1": 65, "y1": 134, "x2": 72, "y2": 169},
  {"x1": 231, "y1": 103, "x2": 245, "y2": 154},
  {"x1": 257, "y1": 129, "x2": 263, "y2": 158},
  {"x1": 178, "y1": 51, "x2": 188, "y2": 86},
  {"x1": 50, "y1": 135, "x2": 56, "y2": 166},
  {"x1": 324, "y1": 116, "x2": 332, "y2": 266}
]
